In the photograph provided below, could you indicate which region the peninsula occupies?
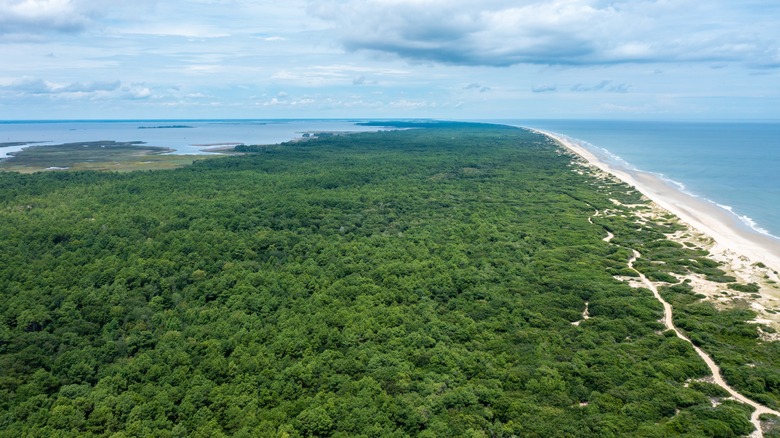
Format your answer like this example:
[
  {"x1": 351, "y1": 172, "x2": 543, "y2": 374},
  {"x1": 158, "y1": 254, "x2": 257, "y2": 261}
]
[{"x1": 1, "y1": 122, "x2": 778, "y2": 437}]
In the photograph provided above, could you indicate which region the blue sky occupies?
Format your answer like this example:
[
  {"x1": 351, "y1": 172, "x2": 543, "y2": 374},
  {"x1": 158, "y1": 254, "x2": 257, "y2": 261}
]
[{"x1": 1, "y1": 0, "x2": 779, "y2": 120}]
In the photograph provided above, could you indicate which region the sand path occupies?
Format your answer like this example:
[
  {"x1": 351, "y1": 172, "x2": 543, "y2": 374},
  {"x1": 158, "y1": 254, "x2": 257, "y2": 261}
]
[{"x1": 628, "y1": 250, "x2": 780, "y2": 436}]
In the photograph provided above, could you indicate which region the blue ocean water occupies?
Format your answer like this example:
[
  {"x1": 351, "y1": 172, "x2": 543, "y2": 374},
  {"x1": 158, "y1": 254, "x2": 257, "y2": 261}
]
[
  {"x1": 508, "y1": 120, "x2": 780, "y2": 239},
  {"x1": 0, "y1": 119, "x2": 383, "y2": 156}
]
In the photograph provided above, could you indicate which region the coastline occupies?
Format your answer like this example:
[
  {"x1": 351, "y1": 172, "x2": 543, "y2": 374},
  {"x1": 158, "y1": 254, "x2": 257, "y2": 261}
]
[{"x1": 535, "y1": 129, "x2": 780, "y2": 281}]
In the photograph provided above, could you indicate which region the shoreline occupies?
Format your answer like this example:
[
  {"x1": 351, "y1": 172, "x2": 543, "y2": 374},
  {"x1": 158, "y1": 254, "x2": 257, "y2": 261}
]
[{"x1": 534, "y1": 129, "x2": 780, "y2": 277}]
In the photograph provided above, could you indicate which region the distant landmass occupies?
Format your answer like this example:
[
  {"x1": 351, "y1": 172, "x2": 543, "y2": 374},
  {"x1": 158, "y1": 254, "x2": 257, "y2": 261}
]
[{"x1": 137, "y1": 125, "x2": 194, "y2": 129}]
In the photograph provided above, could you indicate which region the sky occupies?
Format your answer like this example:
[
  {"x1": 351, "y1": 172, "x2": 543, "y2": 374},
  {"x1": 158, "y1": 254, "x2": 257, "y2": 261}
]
[{"x1": 1, "y1": 0, "x2": 779, "y2": 120}]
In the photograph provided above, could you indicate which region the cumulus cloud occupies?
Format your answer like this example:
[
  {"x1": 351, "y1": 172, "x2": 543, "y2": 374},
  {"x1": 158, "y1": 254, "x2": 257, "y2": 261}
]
[
  {"x1": 0, "y1": 0, "x2": 164, "y2": 36},
  {"x1": 307, "y1": 0, "x2": 780, "y2": 68},
  {"x1": 0, "y1": 0, "x2": 94, "y2": 34},
  {"x1": 120, "y1": 83, "x2": 153, "y2": 100}
]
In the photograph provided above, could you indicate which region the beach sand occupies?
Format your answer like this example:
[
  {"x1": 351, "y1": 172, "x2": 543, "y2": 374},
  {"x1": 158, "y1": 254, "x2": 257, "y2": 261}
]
[{"x1": 536, "y1": 129, "x2": 780, "y2": 330}]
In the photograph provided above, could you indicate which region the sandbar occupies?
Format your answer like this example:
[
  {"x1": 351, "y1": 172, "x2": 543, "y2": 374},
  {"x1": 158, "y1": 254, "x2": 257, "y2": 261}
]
[{"x1": 534, "y1": 129, "x2": 780, "y2": 276}]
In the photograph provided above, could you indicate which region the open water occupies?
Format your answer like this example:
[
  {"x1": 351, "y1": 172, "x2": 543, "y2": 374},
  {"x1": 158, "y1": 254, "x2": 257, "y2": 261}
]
[
  {"x1": 0, "y1": 119, "x2": 383, "y2": 156},
  {"x1": 509, "y1": 120, "x2": 780, "y2": 239}
]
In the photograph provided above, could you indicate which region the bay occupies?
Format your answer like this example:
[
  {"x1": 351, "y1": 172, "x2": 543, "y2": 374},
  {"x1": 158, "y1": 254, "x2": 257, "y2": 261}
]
[{"x1": 0, "y1": 119, "x2": 383, "y2": 156}]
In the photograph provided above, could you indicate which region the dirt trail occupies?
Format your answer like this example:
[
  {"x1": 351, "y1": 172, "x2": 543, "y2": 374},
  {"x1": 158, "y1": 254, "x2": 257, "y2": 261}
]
[
  {"x1": 627, "y1": 250, "x2": 780, "y2": 437},
  {"x1": 589, "y1": 209, "x2": 614, "y2": 243}
]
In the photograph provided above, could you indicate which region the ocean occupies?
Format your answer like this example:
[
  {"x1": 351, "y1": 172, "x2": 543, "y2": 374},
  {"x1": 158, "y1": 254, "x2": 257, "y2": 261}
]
[
  {"x1": 508, "y1": 120, "x2": 780, "y2": 240},
  {"x1": 0, "y1": 119, "x2": 383, "y2": 156}
]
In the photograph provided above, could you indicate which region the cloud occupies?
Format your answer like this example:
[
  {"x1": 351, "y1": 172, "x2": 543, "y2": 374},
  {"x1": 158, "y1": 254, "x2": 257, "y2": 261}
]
[
  {"x1": 464, "y1": 82, "x2": 490, "y2": 93},
  {"x1": 0, "y1": 0, "x2": 94, "y2": 35},
  {"x1": 0, "y1": 0, "x2": 169, "y2": 37},
  {"x1": 262, "y1": 94, "x2": 316, "y2": 107},
  {"x1": 60, "y1": 80, "x2": 121, "y2": 93},
  {"x1": 388, "y1": 98, "x2": 438, "y2": 109},
  {"x1": 120, "y1": 83, "x2": 153, "y2": 100},
  {"x1": 1, "y1": 77, "x2": 121, "y2": 94},
  {"x1": 532, "y1": 84, "x2": 557, "y2": 93},
  {"x1": 272, "y1": 64, "x2": 409, "y2": 86},
  {"x1": 0, "y1": 77, "x2": 159, "y2": 102},
  {"x1": 571, "y1": 80, "x2": 629, "y2": 93},
  {"x1": 120, "y1": 23, "x2": 230, "y2": 38},
  {"x1": 308, "y1": 0, "x2": 780, "y2": 68}
]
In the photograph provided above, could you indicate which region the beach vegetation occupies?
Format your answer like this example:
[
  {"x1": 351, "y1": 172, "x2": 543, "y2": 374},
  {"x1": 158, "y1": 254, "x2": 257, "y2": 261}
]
[{"x1": 728, "y1": 283, "x2": 761, "y2": 293}]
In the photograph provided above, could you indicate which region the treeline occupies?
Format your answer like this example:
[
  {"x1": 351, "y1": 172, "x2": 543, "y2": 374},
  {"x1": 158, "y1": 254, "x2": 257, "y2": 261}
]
[{"x1": 0, "y1": 123, "x2": 771, "y2": 436}]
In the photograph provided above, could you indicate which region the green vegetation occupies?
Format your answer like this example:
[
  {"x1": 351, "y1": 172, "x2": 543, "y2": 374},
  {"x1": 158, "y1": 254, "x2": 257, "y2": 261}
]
[
  {"x1": 0, "y1": 122, "x2": 772, "y2": 436},
  {"x1": 661, "y1": 279, "x2": 780, "y2": 411},
  {"x1": 0, "y1": 141, "x2": 210, "y2": 173},
  {"x1": 728, "y1": 283, "x2": 761, "y2": 293}
]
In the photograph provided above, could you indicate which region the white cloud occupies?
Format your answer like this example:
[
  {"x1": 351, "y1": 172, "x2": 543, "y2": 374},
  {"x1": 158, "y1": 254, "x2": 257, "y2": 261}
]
[
  {"x1": 121, "y1": 84, "x2": 153, "y2": 99},
  {"x1": 120, "y1": 23, "x2": 231, "y2": 38},
  {"x1": 262, "y1": 94, "x2": 315, "y2": 107},
  {"x1": 0, "y1": 0, "x2": 92, "y2": 34},
  {"x1": 0, "y1": 77, "x2": 162, "y2": 102},
  {"x1": 271, "y1": 64, "x2": 410, "y2": 86},
  {"x1": 0, "y1": 77, "x2": 120, "y2": 94},
  {"x1": 388, "y1": 98, "x2": 437, "y2": 109}
]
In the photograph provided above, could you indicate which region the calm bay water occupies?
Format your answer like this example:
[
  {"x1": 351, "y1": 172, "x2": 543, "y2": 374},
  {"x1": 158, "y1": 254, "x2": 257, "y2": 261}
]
[
  {"x1": 508, "y1": 120, "x2": 780, "y2": 239},
  {"x1": 0, "y1": 119, "x2": 382, "y2": 156}
]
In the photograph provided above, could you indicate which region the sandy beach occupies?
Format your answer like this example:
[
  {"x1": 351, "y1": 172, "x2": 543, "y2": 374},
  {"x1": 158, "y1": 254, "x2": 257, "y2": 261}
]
[{"x1": 536, "y1": 129, "x2": 780, "y2": 273}]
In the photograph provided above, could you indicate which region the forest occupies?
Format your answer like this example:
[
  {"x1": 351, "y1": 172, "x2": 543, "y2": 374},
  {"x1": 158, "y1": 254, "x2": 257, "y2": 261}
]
[{"x1": 1, "y1": 121, "x2": 778, "y2": 436}]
